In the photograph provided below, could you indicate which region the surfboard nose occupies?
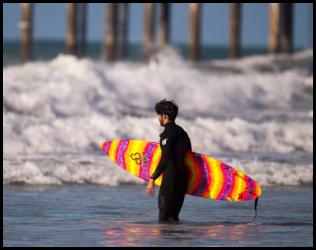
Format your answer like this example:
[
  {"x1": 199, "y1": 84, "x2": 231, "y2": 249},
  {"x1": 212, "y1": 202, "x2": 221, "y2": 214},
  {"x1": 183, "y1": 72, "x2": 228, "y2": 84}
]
[{"x1": 100, "y1": 141, "x2": 113, "y2": 151}]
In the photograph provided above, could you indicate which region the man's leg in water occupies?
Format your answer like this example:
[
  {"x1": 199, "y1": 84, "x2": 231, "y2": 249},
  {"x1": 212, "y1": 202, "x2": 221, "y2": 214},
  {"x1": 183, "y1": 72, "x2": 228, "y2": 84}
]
[
  {"x1": 159, "y1": 208, "x2": 172, "y2": 221},
  {"x1": 158, "y1": 193, "x2": 185, "y2": 222},
  {"x1": 172, "y1": 190, "x2": 186, "y2": 221},
  {"x1": 172, "y1": 178, "x2": 188, "y2": 221},
  {"x1": 158, "y1": 186, "x2": 175, "y2": 222}
]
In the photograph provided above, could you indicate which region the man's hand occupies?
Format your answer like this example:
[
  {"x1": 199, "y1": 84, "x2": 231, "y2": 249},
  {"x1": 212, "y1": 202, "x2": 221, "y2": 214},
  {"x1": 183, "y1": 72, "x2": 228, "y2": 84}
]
[{"x1": 146, "y1": 178, "x2": 155, "y2": 197}]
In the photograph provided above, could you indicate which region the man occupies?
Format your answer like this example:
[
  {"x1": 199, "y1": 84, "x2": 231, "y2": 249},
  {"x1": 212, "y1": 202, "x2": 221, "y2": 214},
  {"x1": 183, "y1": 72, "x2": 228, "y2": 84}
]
[{"x1": 147, "y1": 99, "x2": 192, "y2": 222}]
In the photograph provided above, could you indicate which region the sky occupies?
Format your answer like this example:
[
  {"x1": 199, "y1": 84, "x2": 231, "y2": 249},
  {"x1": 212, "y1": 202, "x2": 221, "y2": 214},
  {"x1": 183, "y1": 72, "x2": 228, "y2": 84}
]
[{"x1": 3, "y1": 3, "x2": 313, "y2": 48}]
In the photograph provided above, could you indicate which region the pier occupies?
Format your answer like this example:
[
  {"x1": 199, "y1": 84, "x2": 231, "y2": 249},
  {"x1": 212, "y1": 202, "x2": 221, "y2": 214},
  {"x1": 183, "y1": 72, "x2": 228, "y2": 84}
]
[{"x1": 19, "y1": 3, "x2": 298, "y2": 62}]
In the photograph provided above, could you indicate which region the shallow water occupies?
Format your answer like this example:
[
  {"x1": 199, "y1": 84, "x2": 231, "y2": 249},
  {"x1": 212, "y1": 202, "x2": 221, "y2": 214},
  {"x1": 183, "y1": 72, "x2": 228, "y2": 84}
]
[{"x1": 3, "y1": 184, "x2": 313, "y2": 247}]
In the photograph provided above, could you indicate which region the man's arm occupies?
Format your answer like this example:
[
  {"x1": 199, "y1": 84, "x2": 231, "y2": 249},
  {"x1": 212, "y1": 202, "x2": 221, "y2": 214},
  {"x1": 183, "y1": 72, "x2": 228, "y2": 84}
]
[{"x1": 151, "y1": 135, "x2": 173, "y2": 180}]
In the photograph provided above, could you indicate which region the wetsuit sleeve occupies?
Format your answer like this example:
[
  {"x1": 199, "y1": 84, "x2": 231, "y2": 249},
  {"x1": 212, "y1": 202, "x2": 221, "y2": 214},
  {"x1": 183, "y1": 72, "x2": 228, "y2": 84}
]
[{"x1": 151, "y1": 135, "x2": 173, "y2": 181}]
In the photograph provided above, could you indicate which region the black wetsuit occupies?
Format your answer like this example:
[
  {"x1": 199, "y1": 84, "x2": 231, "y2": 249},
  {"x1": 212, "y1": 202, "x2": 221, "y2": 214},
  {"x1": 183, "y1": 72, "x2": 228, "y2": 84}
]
[{"x1": 151, "y1": 121, "x2": 192, "y2": 221}]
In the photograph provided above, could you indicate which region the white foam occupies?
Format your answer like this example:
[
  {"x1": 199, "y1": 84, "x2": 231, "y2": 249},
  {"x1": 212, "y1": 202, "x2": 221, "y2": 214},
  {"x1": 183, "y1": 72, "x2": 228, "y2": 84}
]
[
  {"x1": 3, "y1": 155, "x2": 144, "y2": 186},
  {"x1": 3, "y1": 154, "x2": 313, "y2": 187},
  {"x1": 3, "y1": 49, "x2": 313, "y2": 118},
  {"x1": 3, "y1": 48, "x2": 313, "y2": 186},
  {"x1": 227, "y1": 159, "x2": 313, "y2": 187},
  {"x1": 3, "y1": 113, "x2": 313, "y2": 156}
]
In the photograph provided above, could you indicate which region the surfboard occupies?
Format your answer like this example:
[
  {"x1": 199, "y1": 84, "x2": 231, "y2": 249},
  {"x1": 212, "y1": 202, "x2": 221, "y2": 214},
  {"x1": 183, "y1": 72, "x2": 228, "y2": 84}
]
[{"x1": 100, "y1": 139, "x2": 262, "y2": 202}]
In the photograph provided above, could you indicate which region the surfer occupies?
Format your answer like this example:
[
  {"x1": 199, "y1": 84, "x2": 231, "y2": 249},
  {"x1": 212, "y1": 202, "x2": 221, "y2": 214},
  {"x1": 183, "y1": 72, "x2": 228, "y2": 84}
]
[{"x1": 147, "y1": 99, "x2": 192, "y2": 222}]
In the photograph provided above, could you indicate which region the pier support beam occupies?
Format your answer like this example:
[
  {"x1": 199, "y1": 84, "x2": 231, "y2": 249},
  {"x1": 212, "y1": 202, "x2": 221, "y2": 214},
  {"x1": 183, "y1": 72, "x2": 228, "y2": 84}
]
[
  {"x1": 144, "y1": 3, "x2": 156, "y2": 61},
  {"x1": 77, "y1": 3, "x2": 87, "y2": 57},
  {"x1": 20, "y1": 3, "x2": 33, "y2": 61},
  {"x1": 159, "y1": 3, "x2": 170, "y2": 48},
  {"x1": 120, "y1": 3, "x2": 129, "y2": 59},
  {"x1": 268, "y1": 3, "x2": 281, "y2": 54},
  {"x1": 229, "y1": 3, "x2": 241, "y2": 58},
  {"x1": 65, "y1": 3, "x2": 87, "y2": 57},
  {"x1": 280, "y1": 3, "x2": 293, "y2": 53},
  {"x1": 189, "y1": 3, "x2": 201, "y2": 61},
  {"x1": 65, "y1": 3, "x2": 77, "y2": 55},
  {"x1": 104, "y1": 3, "x2": 119, "y2": 61},
  {"x1": 104, "y1": 3, "x2": 128, "y2": 61}
]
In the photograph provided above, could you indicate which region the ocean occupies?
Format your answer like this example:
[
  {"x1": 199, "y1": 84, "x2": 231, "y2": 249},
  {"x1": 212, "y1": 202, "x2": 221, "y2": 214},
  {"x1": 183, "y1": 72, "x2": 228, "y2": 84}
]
[
  {"x1": 3, "y1": 41, "x2": 313, "y2": 247},
  {"x1": 3, "y1": 185, "x2": 313, "y2": 247},
  {"x1": 3, "y1": 40, "x2": 277, "y2": 65}
]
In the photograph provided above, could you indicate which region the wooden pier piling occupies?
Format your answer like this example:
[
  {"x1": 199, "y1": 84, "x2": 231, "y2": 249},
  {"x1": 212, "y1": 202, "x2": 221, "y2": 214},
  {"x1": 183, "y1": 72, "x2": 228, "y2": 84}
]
[
  {"x1": 65, "y1": 3, "x2": 87, "y2": 57},
  {"x1": 268, "y1": 3, "x2": 281, "y2": 54},
  {"x1": 20, "y1": 3, "x2": 33, "y2": 61},
  {"x1": 189, "y1": 3, "x2": 201, "y2": 61},
  {"x1": 77, "y1": 3, "x2": 87, "y2": 57},
  {"x1": 280, "y1": 3, "x2": 293, "y2": 53},
  {"x1": 159, "y1": 3, "x2": 170, "y2": 48},
  {"x1": 104, "y1": 3, "x2": 118, "y2": 61},
  {"x1": 229, "y1": 3, "x2": 241, "y2": 58},
  {"x1": 144, "y1": 3, "x2": 156, "y2": 61},
  {"x1": 115, "y1": 3, "x2": 129, "y2": 59},
  {"x1": 120, "y1": 3, "x2": 129, "y2": 59},
  {"x1": 65, "y1": 3, "x2": 77, "y2": 55}
]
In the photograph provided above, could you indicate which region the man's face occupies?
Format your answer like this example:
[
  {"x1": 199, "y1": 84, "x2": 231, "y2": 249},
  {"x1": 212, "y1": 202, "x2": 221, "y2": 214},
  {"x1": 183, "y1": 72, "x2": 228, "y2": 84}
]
[
  {"x1": 157, "y1": 114, "x2": 163, "y2": 127},
  {"x1": 157, "y1": 114, "x2": 168, "y2": 127}
]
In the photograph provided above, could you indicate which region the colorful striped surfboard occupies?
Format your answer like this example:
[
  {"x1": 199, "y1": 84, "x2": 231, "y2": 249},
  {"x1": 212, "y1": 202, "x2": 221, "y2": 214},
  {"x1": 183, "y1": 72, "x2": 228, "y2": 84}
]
[{"x1": 100, "y1": 139, "x2": 262, "y2": 202}]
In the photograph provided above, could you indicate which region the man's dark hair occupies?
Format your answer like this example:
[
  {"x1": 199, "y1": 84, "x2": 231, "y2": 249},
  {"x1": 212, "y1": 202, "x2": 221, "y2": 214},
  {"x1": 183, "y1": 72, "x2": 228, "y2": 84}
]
[{"x1": 155, "y1": 99, "x2": 178, "y2": 121}]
